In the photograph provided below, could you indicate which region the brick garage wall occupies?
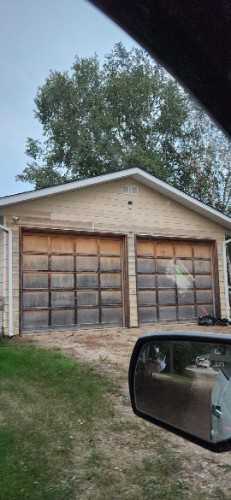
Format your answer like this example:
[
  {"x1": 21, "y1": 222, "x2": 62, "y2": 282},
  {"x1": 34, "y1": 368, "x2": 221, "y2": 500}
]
[{"x1": 2, "y1": 178, "x2": 227, "y2": 334}]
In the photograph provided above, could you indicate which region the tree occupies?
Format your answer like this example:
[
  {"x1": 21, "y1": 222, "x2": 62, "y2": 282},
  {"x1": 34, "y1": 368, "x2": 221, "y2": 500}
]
[
  {"x1": 17, "y1": 43, "x2": 231, "y2": 215},
  {"x1": 182, "y1": 107, "x2": 231, "y2": 215}
]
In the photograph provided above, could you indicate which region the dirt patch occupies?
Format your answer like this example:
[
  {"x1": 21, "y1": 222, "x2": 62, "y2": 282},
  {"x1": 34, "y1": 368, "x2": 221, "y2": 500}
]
[{"x1": 20, "y1": 323, "x2": 231, "y2": 497}]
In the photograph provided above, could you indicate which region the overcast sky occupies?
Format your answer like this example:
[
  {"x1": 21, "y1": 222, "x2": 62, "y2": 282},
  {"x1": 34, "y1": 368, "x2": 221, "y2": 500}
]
[{"x1": 0, "y1": 0, "x2": 136, "y2": 196}]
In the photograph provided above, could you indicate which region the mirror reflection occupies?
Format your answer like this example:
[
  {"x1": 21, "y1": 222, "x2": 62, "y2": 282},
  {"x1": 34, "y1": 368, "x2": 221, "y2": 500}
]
[{"x1": 134, "y1": 340, "x2": 231, "y2": 443}]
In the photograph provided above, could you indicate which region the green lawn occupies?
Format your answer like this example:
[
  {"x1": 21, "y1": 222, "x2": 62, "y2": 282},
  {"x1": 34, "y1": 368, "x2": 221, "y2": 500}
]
[
  {"x1": 0, "y1": 341, "x2": 228, "y2": 500},
  {"x1": 0, "y1": 342, "x2": 113, "y2": 500}
]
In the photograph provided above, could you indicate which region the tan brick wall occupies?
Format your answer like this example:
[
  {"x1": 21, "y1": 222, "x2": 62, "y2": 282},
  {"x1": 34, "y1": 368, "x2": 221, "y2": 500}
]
[{"x1": 2, "y1": 178, "x2": 228, "y2": 333}]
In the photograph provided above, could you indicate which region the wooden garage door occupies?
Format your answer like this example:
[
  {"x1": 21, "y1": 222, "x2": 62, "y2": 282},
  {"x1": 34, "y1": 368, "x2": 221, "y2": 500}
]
[
  {"x1": 137, "y1": 239, "x2": 216, "y2": 323},
  {"x1": 21, "y1": 232, "x2": 125, "y2": 330}
]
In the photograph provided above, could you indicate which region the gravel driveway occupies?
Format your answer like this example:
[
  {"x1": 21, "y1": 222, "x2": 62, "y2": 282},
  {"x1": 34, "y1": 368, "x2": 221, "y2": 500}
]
[{"x1": 21, "y1": 323, "x2": 231, "y2": 498}]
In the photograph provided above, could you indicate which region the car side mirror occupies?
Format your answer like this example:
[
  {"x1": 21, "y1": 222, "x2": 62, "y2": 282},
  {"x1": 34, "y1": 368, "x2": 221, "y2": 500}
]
[{"x1": 129, "y1": 333, "x2": 231, "y2": 452}]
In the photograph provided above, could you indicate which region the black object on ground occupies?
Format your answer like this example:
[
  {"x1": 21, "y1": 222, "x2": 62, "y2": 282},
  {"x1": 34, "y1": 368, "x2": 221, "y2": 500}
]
[{"x1": 198, "y1": 315, "x2": 230, "y2": 326}]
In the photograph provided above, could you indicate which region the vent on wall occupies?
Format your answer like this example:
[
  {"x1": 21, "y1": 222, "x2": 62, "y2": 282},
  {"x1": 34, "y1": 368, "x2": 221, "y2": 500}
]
[{"x1": 121, "y1": 184, "x2": 139, "y2": 194}]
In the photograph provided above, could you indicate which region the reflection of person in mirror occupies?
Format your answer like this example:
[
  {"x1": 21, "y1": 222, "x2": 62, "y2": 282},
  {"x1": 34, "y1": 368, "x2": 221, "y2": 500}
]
[
  {"x1": 145, "y1": 346, "x2": 167, "y2": 377},
  {"x1": 211, "y1": 366, "x2": 231, "y2": 442}
]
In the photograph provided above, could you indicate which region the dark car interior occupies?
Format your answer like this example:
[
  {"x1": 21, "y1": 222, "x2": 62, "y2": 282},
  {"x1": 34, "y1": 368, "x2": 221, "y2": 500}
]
[{"x1": 90, "y1": 0, "x2": 231, "y2": 138}]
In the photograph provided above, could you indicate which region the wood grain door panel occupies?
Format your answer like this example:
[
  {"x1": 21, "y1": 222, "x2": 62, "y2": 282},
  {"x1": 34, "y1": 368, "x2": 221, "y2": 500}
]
[
  {"x1": 21, "y1": 232, "x2": 125, "y2": 330},
  {"x1": 137, "y1": 238, "x2": 216, "y2": 324}
]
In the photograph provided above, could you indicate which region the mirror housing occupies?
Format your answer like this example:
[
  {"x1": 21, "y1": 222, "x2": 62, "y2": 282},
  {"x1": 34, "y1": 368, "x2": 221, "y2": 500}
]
[{"x1": 129, "y1": 333, "x2": 231, "y2": 453}]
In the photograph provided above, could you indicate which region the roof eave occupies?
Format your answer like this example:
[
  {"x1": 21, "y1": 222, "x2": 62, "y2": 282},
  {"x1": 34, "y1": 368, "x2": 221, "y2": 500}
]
[
  {"x1": 132, "y1": 170, "x2": 231, "y2": 230},
  {"x1": 0, "y1": 167, "x2": 230, "y2": 230}
]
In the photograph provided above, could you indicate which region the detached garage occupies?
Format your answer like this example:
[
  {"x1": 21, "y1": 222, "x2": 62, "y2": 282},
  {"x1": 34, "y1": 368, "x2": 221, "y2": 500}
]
[{"x1": 0, "y1": 167, "x2": 230, "y2": 335}]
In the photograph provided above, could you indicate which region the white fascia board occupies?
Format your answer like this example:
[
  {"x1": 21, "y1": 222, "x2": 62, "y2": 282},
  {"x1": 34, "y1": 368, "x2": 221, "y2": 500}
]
[{"x1": 0, "y1": 167, "x2": 230, "y2": 230}]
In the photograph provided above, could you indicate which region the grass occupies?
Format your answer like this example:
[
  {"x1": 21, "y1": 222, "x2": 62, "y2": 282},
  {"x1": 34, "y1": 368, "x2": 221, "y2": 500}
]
[
  {"x1": 0, "y1": 342, "x2": 113, "y2": 500},
  {"x1": 0, "y1": 340, "x2": 229, "y2": 500}
]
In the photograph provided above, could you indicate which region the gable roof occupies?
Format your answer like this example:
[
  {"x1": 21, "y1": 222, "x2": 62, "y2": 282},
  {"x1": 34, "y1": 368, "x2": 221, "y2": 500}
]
[{"x1": 0, "y1": 167, "x2": 230, "y2": 230}]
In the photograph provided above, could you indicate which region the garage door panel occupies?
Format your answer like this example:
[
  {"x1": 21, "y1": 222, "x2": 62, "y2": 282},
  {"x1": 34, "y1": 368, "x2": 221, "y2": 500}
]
[
  {"x1": 51, "y1": 291, "x2": 75, "y2": 308},
  {"x1": 23, "y1": 255, "x2": 48, "y2": 271},
  {"x1": 101, "y1": 307, "x2": 123, "y2": 324},
  {"x1": 23, "y1": 310, "x2": 49, "y2": 330},
  {"x1": 158, "y1": 275, "x2": 176, "y2": 288},
  {"x1": 100, "y1": 257, "x2": 121, "y2": 272},
  {"x1": 137, "y1": 238, "x2": 215, "y2": 324},
  {"x1": 51, "y1": 273, "x2": 74, "y2": 289},
  {"x1": 23, "y1": 273, "x2": 49, "y2": 289},
  {"x1": 178, "y1": 290, "x2": 195, "y2": 305},
  {"x1": 137, "y1": 258, "x2": 155, "y2": 273},
  {"x1": 196, "y1": 290, "x2": 213, "y2": 304},
  {"x1": 193, "y1": 244, "x2": 211, "y2": 258},
  {"x1": 194, "y1": 260, "x2": 211, "y2": 274},
  {"x1": 51, "y1": 236, "x2": 74, "y2": 254},
  {"x1": 158, "y1": 290, "x2": 176, "y2": 305},
  {"x1": 77, "y1": 291, "x2": 99, "y2": 306},
  {"x1": 156, "y1": 259, "x2": 175, "y2": 274},
  {"x1": 176, "y1": 274, "x2": 194, "y2": 289},
  {"x1": 51, "y1": 255, "x2": 74, "y2": 271},
  {"x1": 52, "y1": 309, "x2": 75, "y2": 327},
  {"x1": 78, "y1": 308, "x2": 99, "y2": 324},
  {"x1": 137, "y1": 275, "x2": 155, "y2": 289},
  {"x1": 137, "y1": 240, "x2": 154, "y2": 256},
  {"x1": 99, "y1": 239, "x2": 121, "y2": 256},
  {"x1": 77, "y1": 273, "x2": 98, "y2": 289},
  {"x1": 23, "y1": 291, "x2": 49, "y2": 308},
  {"x1": 23, "y1": 235, "x2": 48, "y2": 253},
  {"x1": 100, "y1": 273, "x2": 121, "y2": 288},
  {"x1": 139, "y1": 307, "x2": 157, "y2": 323},
  {"x1": 195, "y1": 276, "x2": 212, "y2": 289},
  {"x1": 101, "y1": 290, "x2": 122, "y2": 305},
  {"x1": 156, "y1": 241, "x2": 174, "y2": 257},
  {"x1": 138, "y1": 291, "x2": 156, "y2": 306},
  {"x1": 175, "y1": 242, "x2": 192, "y2": 257},
  {"x1": 77, "y1": 256, "x2": 98, "y2": 272},
  {"x1": 159, "y1": 306, "x2": 177, "y2": 321},
  {"x1": 178, "y1": 306, "x2": 196, "y2": 320},
  {"x1": 76, "y1": 237, "x2": 98, "y2": 255},
  {"x1": 22, "y1": 232, "x2": 125, "y2": 330},
  {"x1": 175, "y1": 259, "x2": 193, "y2": 274}
]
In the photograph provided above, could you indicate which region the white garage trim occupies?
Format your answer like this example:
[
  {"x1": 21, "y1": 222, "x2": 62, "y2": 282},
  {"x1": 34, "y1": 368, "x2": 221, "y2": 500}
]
[{"x1": 0, "y1": 224, "x2": 14, "y2": 337}]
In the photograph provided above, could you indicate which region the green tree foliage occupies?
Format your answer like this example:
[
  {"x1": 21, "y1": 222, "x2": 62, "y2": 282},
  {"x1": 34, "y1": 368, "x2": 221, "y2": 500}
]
[{"x1": 17, "y1": 43, "x2": 231, "y2": 214}]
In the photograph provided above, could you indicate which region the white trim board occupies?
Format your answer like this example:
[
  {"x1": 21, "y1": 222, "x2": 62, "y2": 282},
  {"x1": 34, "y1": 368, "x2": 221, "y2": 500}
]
[{"x1": 0, "y1": 167, "x2": 230, "y2": 230}]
